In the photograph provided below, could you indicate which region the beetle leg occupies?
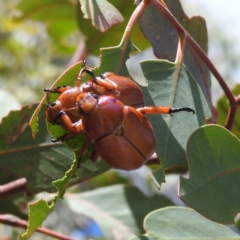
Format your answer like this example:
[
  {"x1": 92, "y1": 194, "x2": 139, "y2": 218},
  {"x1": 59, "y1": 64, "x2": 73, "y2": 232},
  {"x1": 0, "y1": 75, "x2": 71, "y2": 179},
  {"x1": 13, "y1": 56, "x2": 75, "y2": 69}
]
[
  {"x1": 52, "y1": 110, "x2": 84, "y2": 133},
  {"x1": 50, "y1": 114, "x2": 83, "y2": 142},
  {"x1": 94, "y1": 76, "x2": 120, "y2": 95},
  {"x1": 169, "y1": 107, "x2": 195, "y2": 114},
  {"x1": 44, "y1": 85, "x2": 72, "y2": 94},
  {"x1": 79, "y1": 69, "x2": 120, "y2": 95},
  {"x1": 76, "y1": 61, "x2": 93, "y2": 87},
  {"x1": 77, "y1": 137, "x2": 92, "y2": 167},
  {"x1": 136, "y1": 106, "x2": 195, "y2": 115}
]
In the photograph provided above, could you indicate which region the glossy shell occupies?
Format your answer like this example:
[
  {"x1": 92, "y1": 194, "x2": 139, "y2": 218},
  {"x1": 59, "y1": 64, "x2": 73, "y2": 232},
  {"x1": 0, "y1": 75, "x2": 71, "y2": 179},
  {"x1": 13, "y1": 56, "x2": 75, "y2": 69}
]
[
  {"x1": 81, "y1": 96, "x2": 156, "y2": 170},
  {"x1": 81, "y1": 96, "x2": 124, "y2": 140}
]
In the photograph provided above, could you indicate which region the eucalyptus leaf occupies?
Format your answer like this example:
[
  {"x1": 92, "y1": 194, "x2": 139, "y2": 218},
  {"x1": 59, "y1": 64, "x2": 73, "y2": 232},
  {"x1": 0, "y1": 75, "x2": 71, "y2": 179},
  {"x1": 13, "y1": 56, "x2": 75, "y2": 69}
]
[
  {"x1": 66, "y1": 185, "x2": 174, "y2": 238},
  {"x1": 141, "y1": 60, "x2": 211, "y2": 170},
  {"x1": 80, "y1": 0, "x2": 124, "y2": 32},
  {"x1": 0, "y1": 104, "x2": 73, "y2": 194},
  {"x1": 180, "y1": 125, "x2": 240, "y2": 224},
  {"x1": 131, "y1": 207, "x2": 239, "y2": 239}
]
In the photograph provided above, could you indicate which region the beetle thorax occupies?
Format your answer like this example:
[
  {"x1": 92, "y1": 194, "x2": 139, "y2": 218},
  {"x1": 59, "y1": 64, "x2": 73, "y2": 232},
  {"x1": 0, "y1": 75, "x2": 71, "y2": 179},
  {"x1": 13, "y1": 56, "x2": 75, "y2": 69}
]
[
  {"x1": 82, "y1": 96, "x2": 124, "y2": 140},
  {"x1": 76, "y1": 92, "x2": 98, "y2": 115}
]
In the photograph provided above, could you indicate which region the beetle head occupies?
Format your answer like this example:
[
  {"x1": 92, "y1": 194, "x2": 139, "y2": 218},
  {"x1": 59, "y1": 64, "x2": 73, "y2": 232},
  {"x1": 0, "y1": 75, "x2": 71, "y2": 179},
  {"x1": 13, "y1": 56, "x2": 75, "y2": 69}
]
[
  {"x1": 76, "y1": 92, "x2": 98, "y2": 115},
  {"x1": 45, "y1": 100, "x2": 63, "y2": 124}
]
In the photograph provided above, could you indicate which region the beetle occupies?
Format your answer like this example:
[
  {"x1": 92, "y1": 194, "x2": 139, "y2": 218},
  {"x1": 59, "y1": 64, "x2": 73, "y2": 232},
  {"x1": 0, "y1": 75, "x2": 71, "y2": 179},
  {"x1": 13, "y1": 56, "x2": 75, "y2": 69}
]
[
  {"x1": 45, "y1": 64, "x2": 144, "y2": 131},
  {"x1": 49, "y1": 91, "x2": 195, "y2": 170},
  {"x1": 80, "y1": 71, "x2": 144, "y2": 108}
]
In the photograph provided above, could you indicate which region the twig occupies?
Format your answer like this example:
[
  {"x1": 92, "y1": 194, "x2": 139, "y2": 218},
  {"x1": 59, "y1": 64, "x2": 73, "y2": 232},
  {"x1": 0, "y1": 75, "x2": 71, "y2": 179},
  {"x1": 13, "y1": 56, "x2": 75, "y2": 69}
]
[
  {"x1": 0, "y1": 178, "x2": 29, "y2": 200},
  {"x1": 225, "y1": 96, "x2": 239, "y2": 130},
  {"x1": 117, "y1": 0, "x2": 150, "y2": 74},
  {"x1": 0, "y1": 214, "x2": 74, "y2": 240}
]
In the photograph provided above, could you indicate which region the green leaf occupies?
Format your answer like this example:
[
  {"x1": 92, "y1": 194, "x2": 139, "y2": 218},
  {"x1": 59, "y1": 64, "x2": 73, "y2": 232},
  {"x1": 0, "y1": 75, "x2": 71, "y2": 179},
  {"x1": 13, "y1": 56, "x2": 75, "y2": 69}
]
[
  {"x1": 97, "y1": 40, "x2": 139, "y2": 76},
  {"x1": 138, "y1": 0, "x2": 212, "y2": 108},
  {"x1": 235, "y1": 214, "x2": 240, "y2": 232},
  {"x1": 148, "y1": 166, "x2": 165, "y2": 190},
  {"x1": 179, "y1": 125, "x2": 240, "y2": 224},
  {"x1": 20, "y1": 155, "x2": 79, "y2": 238},
  {"x1": 16, "y1": 0, "x2": 71, "y2": 22},
  {"x1": 131, "y1": 207, "x2": 239, "y2": 239},
  {"x1": 66, "y1": 185, "x2": 174, "y2": 238},
  {"x1": 75, "y1": 159, "x2": 110, "y2": 179},
  {"x1": 76, "y1": 0, "x2": 150, "y2": 55},
  {"x1": 80, "y1": 0, "x2": 124, "y2": 32},
  {"x1": 15, "y1": 0, "x2": 150, "y2": 55},
  {"x1": 141, "y1": 60, "x2": 211, "y2": 170},
  {"x1": 0, "y1": 104, "x2": 74, "y2": 194},
  {"x1": 0, "y1": 102, "x2": 110, "y2": 195},
  {"x1": 20, "y1": 199, "x2": 53, "y2": 239},
  {"x1": 15, "y1": 0, "x2": 149, "y2": 56},
  {"x1": 15, "y1": 0, "x2": 78, "y2": 54},
  {"x1": 216, "y1": 84, "x2": 240, "y2": 138}
]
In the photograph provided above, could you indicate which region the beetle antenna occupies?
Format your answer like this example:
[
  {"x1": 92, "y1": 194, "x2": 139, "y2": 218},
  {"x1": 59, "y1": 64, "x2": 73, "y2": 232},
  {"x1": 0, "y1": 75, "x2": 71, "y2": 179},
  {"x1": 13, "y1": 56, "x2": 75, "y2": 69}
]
[
  {"x1": 170, "y1": 107, "x2": 195, "y2": 114},
  {"x1": 44, "y1": 88, "x2": 53, "y2": 104}
]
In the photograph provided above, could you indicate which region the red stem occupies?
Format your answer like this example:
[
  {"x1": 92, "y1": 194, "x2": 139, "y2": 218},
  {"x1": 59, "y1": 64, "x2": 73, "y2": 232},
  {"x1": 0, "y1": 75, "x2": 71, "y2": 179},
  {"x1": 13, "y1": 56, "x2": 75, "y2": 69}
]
[
  {"x1": 117, "y1": 0, "x2": 150, "y2": 74},
  {"x1": 0, "y1": 178, "x2": 29, "y2": 200},
  {"x1": 0, "y1": 214, "x2": 74, "y2": 240}
]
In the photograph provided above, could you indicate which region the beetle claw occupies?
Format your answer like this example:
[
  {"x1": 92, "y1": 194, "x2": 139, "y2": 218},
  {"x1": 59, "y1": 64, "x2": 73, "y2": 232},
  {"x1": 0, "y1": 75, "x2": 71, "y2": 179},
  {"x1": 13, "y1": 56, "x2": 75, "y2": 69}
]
[
  {"x1": 51, "y1": 138, "x2": 59, "y2": 142},
  {"x1": 170, "y1": 107, "x2": 195, "y2": 114}
]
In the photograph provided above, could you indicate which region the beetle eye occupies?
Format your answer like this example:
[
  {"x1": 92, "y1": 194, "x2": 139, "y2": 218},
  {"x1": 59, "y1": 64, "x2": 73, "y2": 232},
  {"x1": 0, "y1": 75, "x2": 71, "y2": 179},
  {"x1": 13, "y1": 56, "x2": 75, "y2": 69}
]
[
  {"x1": 50, "y1": 102, "x2": 56, "y2": 107},
  {"x1": 92, "y1": 94, "x2": 99, "y2": 100},
  {"x1": 100, "y1": 73, "x2": 105, "y2": 79}
]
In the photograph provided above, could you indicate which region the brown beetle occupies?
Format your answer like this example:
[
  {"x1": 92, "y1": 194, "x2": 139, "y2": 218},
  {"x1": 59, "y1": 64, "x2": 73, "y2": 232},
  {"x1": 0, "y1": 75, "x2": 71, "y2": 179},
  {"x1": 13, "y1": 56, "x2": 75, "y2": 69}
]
[
  {"x1": 45, "y1": 65, "x2": 195, "y2": 170},
  {"x1": 45, "y1": 65, "x2": 144, "y2": 130},
  {"x1": 49, "y1": 92, "x2": 194, "y2": 170}
]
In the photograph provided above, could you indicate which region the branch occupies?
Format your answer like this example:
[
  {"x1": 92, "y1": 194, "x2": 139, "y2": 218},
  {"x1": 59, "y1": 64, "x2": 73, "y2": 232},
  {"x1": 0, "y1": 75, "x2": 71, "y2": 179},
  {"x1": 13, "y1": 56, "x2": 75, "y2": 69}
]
[
  {"x1": 225, "y1": 94, "x2": 240, "y2": 129},
  {"x1": 117, "y1": 0, "x2": 150, "y2": 74},
  {"x1": 0, "y1": 178, "x2": 29, "y2": 200},
  {"x1": 0, "y1": 214, "x2": 74, "y2": 240}
]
